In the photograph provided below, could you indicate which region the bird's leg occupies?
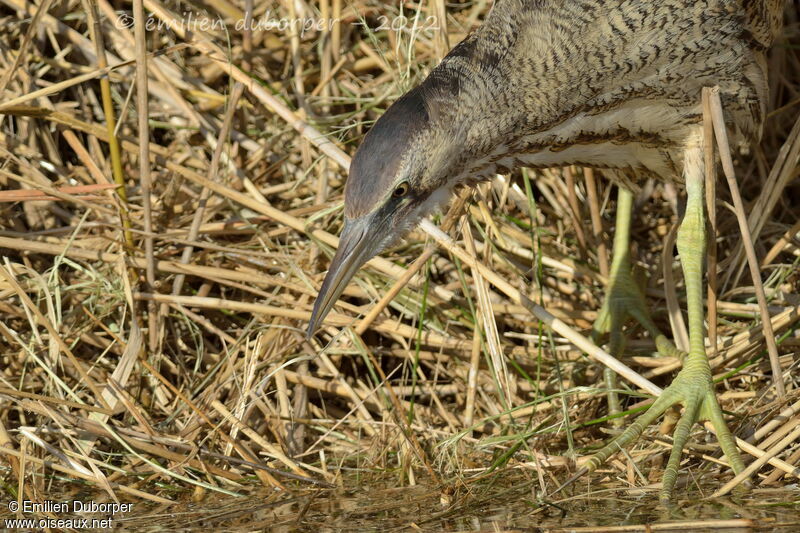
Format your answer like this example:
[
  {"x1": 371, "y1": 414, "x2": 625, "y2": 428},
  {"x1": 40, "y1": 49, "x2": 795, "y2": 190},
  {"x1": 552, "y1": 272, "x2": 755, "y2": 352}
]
[
  {"x1": 579, "y1": 145, "x2": 745, "y2": 502},
  {"x1": 591, "y1": 187, "x2": 682, "y2": 422}
]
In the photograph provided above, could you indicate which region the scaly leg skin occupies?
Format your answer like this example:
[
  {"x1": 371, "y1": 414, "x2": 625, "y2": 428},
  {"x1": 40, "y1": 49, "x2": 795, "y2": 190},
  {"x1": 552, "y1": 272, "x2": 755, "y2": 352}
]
[
  {"x1": 591, "y1": 187, "x2": 683, "y2": 423},
  {"x1": 577, "y1": 141, "x2": 746, "y2": 503}
]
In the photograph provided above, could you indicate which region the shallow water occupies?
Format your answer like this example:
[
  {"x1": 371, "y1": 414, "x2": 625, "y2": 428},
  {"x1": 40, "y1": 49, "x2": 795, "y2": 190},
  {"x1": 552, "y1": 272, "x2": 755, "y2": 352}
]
[
  {"x1": 108, "y1": 474, "x2": 799, "y2": 532},
  {"x1": 3, "y1": 472, "x2": 797, "y2": 531}
]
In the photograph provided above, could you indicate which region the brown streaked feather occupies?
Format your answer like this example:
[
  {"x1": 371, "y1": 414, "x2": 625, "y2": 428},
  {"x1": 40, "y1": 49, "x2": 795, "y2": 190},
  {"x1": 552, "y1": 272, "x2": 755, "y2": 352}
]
[
  {"x1": 343, "y1": 0, "x2": 787, "y2": 219},
  {"x1": 743, "y1": 0, "x2": 786, "y2": 48}
]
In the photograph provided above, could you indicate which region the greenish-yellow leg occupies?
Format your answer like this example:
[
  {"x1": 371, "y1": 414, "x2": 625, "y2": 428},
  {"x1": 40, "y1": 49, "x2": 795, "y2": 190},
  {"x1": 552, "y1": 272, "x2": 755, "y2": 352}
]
[
  {"x1": 582, "y1": 147, "x2": 745, "y2": 502},
  {"x1": 591, "y1": 187, "x2": 683, "y2": 422}
]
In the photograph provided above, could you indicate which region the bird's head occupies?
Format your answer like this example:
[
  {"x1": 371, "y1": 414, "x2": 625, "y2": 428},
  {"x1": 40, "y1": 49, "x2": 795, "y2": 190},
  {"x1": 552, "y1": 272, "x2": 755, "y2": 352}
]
[{"x1": 307, "y1": 84, "x2": 461, "y2": 336}]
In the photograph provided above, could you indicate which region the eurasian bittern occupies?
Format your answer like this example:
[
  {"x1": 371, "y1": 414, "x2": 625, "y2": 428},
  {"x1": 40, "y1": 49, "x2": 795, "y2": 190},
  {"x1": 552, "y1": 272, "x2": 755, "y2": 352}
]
[{"x1": 307, "y1": 0, "x2": 786, "y2": 501}]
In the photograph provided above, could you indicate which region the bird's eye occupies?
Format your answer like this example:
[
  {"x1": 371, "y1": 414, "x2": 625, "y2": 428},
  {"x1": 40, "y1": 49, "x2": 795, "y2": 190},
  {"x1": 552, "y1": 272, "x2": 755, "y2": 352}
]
[{"x1": 393, "y1": 182, "x2": 410, "y2": 198}]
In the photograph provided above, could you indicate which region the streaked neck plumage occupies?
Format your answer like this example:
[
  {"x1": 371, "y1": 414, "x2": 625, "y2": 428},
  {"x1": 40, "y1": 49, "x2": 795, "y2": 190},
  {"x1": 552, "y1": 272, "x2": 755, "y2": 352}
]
[{"x1": 415, "y1": 0, "x2": 774, "y2": 190}]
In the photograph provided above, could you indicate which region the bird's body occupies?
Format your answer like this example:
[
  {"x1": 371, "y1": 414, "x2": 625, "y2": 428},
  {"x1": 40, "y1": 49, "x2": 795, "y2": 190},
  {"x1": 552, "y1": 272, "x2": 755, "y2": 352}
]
[
  {"x1": 309, "y1": 0, "x2": 787, "y2": 501},
  {"x1": 350, "y1": 0, "x2": 778, "y2": 213}
]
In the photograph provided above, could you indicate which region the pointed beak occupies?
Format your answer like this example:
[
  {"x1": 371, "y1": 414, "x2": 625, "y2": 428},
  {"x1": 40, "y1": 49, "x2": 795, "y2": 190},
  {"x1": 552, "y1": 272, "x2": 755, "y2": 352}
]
[{"x1": 306, "y1": 214, "x2": 385, "y2": 337}]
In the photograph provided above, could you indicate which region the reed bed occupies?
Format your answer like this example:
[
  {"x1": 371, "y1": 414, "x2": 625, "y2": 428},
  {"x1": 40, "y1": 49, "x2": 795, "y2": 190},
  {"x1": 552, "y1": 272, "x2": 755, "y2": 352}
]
[{"x1": 0, "y1": 0, "x2": 798, "y2": 522}]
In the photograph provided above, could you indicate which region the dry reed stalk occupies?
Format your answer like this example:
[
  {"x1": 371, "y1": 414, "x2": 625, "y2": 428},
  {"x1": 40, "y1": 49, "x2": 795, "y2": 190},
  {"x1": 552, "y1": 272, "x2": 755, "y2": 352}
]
[
  {"x1": 703, "y1": 88, "x2": 719, "y2": 359},
  {"x1": 0, "y1": 1, "x2": 796, "y2": 520},
  {"x1": 707, "y1": 87, "x2": 786, "y2": 398}
]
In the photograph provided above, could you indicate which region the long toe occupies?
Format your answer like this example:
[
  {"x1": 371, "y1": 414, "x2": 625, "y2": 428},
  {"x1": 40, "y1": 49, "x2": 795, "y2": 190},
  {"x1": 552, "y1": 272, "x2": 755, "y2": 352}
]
[{"x1": 570, "y1": 355, "x2": 745, "y2": 502}]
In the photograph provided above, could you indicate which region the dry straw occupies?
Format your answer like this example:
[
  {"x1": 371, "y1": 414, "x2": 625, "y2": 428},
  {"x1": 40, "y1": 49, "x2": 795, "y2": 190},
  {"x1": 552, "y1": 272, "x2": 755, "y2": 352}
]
[{"x1": 0, "y1": 0, "x2": 798, "y2": 525}]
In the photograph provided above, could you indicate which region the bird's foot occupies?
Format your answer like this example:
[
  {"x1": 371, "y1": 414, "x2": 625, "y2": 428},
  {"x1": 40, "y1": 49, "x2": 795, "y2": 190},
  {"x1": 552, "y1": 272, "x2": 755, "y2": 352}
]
[
  {"x1": 591, "y1": 256, "x2": 684, "y2": 359},
  {"x1": 591, "y1": 261, "x2": 685, "y2": 424},
  {"x1": 561, "y1": 350, "x2": 745, "y2": 502}
]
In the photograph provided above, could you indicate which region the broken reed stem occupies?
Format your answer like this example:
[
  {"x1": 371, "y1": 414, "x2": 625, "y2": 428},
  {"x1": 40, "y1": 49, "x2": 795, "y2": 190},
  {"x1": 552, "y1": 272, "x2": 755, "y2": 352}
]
[
  {"x1": 171, "y1": 83, "x2": 246, "y2": 296},
  {"x1": 82, "y1": 0, "x2": 133, "y2": 250},
  {"x1": 134, "y1": 0, "x2": 158, "y2": 353},
  {"x1": 419, "y1": 219, "x2": 662, "y2": 397},
  {"x1": 565, "y1": 166, "x2": 588, "y2": 253},
  {"x1": 662, "y1": 222, "x2": 690, "y2": 352},
  {"x1": 702, "y1": 88, "x2": 718, "y2": 358},
  {"x1": 712, "y1": 421, "x2": 800, "y2": 497},
  {"x1": 706, "y1": 86, "x2": 786, "y2": 399},
  {"x1": 584, "y1": 168, "x2": 609, "y2": 278}
]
